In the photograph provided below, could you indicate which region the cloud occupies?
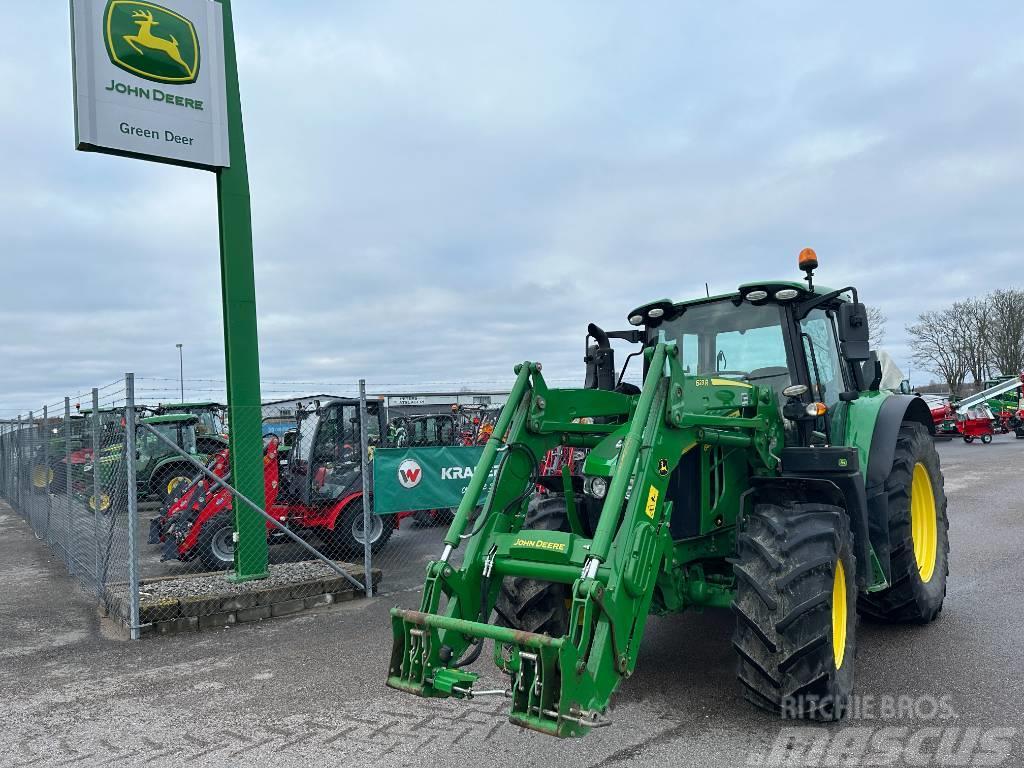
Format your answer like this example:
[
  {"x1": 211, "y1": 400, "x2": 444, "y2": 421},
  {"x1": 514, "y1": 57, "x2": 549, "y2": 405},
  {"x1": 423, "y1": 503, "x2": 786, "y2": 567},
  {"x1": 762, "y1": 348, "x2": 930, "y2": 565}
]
[{"x1": 2, "y1": 2, "x2": 1023, "y2": 413}]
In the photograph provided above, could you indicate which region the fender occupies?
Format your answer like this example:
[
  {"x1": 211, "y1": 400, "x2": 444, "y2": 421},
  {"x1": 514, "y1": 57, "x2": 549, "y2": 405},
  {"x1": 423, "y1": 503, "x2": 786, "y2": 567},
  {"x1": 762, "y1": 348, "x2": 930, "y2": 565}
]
[
  {"x1": 150, "y1": 457, "x2": 195, "y2": 488},
  {"x1": 856, "y1": 394, "x2": 934, "y2": 584},
  {"x1": 323, "y1": 491, "x2": 363, "y2": 530},
  {"x1": 865, "y1": 395, "x2": 934, "y2": 491},
  {"x1": 749, "y1": 472, "x2": 873, "y2": 587}
]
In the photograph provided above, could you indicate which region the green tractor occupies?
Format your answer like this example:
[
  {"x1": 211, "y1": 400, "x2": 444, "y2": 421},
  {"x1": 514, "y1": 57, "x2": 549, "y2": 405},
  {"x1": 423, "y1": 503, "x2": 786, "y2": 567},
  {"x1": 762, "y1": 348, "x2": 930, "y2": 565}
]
[
  {"x1": 30, "y1": 413, "x2": 89, "y2": 492},
  {"x1": 387, "y1": 250, "x2": 948, "y2": 735},
  {"x1": 80, "y1": 413, "x2": 211, "y2": 512},
  {"x1": 153, "y1": 401, "x2": 229, "y2": 454}
]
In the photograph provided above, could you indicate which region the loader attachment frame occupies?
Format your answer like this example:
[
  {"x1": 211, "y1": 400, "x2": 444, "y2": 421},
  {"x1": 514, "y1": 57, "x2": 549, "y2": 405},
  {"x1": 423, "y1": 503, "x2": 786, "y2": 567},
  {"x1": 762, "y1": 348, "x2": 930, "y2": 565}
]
[{"x1": 388, "y1": 340, "x2": 771, "y2": 736}]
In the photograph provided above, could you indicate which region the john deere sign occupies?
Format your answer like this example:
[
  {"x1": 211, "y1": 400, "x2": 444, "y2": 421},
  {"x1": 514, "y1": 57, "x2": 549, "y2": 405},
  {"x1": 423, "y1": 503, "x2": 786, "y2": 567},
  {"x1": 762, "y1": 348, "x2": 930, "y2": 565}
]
[{"x1": 71, "y1": 0, "x2": 229, "y2": 167}]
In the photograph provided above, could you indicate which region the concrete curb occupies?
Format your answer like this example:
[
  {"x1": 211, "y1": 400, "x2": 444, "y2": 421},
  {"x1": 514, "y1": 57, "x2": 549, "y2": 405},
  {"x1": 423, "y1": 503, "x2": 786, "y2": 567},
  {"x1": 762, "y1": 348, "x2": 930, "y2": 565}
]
[{"x1": 104, "y1": 564, "x2": 382, "y2": 637}]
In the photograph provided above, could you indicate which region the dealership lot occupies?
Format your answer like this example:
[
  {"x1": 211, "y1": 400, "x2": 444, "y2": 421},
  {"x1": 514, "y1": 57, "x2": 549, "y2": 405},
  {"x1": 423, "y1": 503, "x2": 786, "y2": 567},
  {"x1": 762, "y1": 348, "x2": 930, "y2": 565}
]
[{"x1": 2, "y1": 436, "x2": 1023, "y2": 767}]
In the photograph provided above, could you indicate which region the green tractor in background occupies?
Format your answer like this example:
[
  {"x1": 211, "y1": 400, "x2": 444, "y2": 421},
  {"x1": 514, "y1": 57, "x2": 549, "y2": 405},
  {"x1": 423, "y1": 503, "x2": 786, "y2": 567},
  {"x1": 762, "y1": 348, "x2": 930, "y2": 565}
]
[
  {"x1": 30, "y1": 413, "x2": 89, "y2": 492},
  {"x1": 153, "y1": 401, "x2": 229, "y2": 455},
  {"x1": 387, "y1": 250, "x2": 948, "y2": 735},
  {"x1": 80, "y1": 413, "x2": 212, "y2": 512}
]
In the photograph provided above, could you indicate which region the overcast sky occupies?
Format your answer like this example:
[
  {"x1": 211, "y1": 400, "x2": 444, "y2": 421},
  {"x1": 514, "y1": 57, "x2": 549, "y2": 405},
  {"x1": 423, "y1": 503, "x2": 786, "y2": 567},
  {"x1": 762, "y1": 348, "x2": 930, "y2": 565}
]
[{"x1": 2, "y1": 2, "x2": 1023, "y2": 414}]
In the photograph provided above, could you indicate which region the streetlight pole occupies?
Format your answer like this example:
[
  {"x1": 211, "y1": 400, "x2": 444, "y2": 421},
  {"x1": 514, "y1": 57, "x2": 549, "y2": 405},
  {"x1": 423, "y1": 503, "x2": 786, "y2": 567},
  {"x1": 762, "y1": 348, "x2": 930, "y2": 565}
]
[{"x1": 176, "y1": 343, "x2": 184, "y2": 402}]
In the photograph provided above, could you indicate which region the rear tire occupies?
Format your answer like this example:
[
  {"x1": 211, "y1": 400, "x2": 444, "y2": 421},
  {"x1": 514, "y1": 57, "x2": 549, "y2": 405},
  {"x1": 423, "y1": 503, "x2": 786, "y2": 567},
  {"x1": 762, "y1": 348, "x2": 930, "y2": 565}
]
[
  {"x1": 981, "y1": 434, "x2": 993, "y2": 444},
  {"x1": 494, "y1": 496, "x2": 571, "y2": 637},
  {"x1": 963, "y1": 435, "x2": 974, "y2": 443},
  {"x1": 859, "y1": 422, "x2": 948, "y2": 623},
  {"x1": 732, "y1": 501, "x2": 856, "y2": 720},
  {"x1": 157, "y1": 468, "x2": 194, "y2": 502}
]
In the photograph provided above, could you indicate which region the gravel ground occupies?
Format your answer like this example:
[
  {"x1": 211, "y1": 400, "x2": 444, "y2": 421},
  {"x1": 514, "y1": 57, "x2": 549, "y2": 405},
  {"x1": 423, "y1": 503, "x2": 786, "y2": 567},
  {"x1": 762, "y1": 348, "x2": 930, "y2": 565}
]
[
  {"x1": 2, "y1": 435, "x2": 1023, "y2": 767},
  {"x1": 138, "y1": 559, "x2": 370, "y2": 601}
]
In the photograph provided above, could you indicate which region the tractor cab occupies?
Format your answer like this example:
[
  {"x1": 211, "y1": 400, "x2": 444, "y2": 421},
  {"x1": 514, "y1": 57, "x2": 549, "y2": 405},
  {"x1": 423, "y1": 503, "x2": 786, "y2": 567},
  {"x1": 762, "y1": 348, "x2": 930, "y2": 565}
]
[
  {"x1": 154, "y1": 402, "x2": 228, "y2": 454},
  {"x1": 596, "y1": 250, "x2": 878, "y2": 450},
  {"x1": 281, "y1": 398, "x2": 386, "y2": 506},
  {"x1": 387, "y1": 413, "x2": 459, "y2": 447}
]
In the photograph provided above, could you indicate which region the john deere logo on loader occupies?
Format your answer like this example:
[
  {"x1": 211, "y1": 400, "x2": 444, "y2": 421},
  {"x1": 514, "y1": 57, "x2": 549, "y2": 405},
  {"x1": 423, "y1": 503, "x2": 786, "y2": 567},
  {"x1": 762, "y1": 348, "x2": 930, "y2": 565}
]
[{"x1": 104, "y1": 1, "x2": 200, "y2": 84}]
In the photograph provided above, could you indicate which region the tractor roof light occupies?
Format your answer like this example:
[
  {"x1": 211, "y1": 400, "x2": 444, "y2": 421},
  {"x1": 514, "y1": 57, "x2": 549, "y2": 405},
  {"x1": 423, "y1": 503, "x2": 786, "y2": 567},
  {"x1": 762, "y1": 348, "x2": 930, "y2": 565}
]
[
  {"x1": 775, "y1": 288, "x2": 800, "y2": 301},
  {"x1": 805, "y1": 402, "x2": 828, "y2": 417},
  {"x1": 798, "y1": 247, "x2": 818, "y2": 271},
  {"x1": 799, "y1": 247, "x2": 818, "y2": 290},
  {"x1": 628, "y1": 314, "x2": 644, "y2": 326},
  {"x1": 745, "y1": 290, "x2": 768, "y2": 302},
  {"x1": 782, "y1": 384, "x2": 808, "y2": 398},
  {"x1": 647, "y1": 307, "x2": 665, "y2": 319}
]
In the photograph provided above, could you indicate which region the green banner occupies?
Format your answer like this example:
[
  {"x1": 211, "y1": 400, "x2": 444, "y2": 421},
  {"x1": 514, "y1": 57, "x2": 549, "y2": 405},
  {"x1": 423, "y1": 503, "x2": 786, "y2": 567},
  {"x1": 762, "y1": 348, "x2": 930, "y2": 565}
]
[{"x1": 373, "y1": 446, "x2": 498, "y2": 514}]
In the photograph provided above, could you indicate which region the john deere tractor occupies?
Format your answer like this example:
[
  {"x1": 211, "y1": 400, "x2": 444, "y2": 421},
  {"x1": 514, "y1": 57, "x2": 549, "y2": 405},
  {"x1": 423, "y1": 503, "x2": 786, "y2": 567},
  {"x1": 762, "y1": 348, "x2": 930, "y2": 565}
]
[{"x1": 387, "y1": 250, "x2": 948, "y2": 736}]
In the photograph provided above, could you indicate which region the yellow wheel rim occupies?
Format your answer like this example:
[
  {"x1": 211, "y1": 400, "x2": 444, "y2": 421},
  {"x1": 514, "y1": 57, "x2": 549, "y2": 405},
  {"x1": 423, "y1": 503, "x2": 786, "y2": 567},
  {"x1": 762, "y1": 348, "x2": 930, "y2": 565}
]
[
  {"x1": 167, "y1": 476, "x2": 189, "y2": 495},
  {"x1": 32, "y1": 466, "x2": 54, "y2": 489},
  {"x1": 832, "y1": 558, "x2": 848, "y2": 670},
  {"x1": 910, "y1": 462, "x2": 938, "y2": 583},
  {"x1": 89, "y1": 493, "x2": 111, "y2": 513}
]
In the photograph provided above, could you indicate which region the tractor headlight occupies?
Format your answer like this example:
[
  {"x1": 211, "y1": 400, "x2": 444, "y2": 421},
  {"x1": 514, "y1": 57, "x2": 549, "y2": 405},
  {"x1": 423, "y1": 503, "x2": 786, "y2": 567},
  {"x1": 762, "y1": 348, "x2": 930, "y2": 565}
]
[{"x1": 585, "y1": 476, "x2": 609, "y2": 499}]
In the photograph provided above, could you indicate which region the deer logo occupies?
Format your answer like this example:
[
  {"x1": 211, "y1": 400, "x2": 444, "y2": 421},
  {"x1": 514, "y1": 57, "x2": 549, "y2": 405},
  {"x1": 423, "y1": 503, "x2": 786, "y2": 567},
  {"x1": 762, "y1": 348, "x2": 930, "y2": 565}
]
[
  {"x1": 122, "y1": 9, "x2": 193, "y2": 78},
  {"x1": 104, "y1": 1, "x2": 200, "y2": 85}
]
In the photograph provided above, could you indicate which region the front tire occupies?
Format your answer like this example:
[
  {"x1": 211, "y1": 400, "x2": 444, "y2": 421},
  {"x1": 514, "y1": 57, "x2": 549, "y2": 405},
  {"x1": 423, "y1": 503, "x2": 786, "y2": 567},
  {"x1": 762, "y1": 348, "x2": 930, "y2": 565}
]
[
  {"x1": 494, "y1": 496, "x2": 571, "y2": 637},
  {"x1": 196, "y1": 513, "x2": 236, "y2": 570},
  {"x1": 733, "y1": 501, "x2": 856, "y2": 720},
  {"x1": 859, "y1": 422, "x2": 948, "y2": 623},
  {"x1": 981, "y1": 434, "x2": 993, "y2": 445},
  {"x1": 329, "y1": 500, "x2": 394, "y2": 559}
]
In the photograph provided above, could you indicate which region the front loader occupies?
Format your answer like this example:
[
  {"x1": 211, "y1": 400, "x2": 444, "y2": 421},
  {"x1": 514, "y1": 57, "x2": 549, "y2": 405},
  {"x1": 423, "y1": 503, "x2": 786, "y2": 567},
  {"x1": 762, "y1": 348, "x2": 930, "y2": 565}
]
[{"x1": 387, "y1": 250, "x2": 949, "y2": 736}]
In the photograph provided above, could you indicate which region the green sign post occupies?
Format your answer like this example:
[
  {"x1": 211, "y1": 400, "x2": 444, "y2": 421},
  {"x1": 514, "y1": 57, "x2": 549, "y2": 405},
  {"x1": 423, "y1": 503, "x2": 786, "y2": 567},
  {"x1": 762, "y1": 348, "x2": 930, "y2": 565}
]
[
  {"x1": 71, "y1": 0, "x2": 269, "y2": 579},
  {"x1": 215, "y1": 0, "x2": 268, "y2": 580}
]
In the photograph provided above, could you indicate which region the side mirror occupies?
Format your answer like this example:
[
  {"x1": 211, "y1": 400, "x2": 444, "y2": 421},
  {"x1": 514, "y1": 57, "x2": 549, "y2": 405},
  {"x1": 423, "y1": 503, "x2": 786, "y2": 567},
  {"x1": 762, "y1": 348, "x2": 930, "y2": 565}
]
[
  {"x1": 837, "y1": 302, "x2": 870, "y2": 361},
  {"x1": 899, "y1": 379, "x2": 912, "y2": 395}
]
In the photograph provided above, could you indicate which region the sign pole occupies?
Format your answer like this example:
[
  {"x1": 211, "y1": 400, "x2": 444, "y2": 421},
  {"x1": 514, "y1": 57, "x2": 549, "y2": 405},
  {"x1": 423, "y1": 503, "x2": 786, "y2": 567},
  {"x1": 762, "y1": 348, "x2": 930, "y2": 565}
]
[{"x1": 215, "y1": 0, "x2": 268, "y2": 581}]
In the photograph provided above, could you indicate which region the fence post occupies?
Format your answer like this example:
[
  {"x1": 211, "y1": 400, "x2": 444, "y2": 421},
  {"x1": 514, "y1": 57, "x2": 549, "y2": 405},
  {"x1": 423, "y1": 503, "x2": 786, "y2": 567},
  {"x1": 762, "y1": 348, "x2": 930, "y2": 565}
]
[
  {"x1": 125, "y1": 374, "x2": 140, "y2": 640},
  {"x1": 359, "y1": 379, "x2": 372, "y2": 598},
  {"x1": 65, "y1": 397, "x2": 72, "y2": 571},
  {"x1": 28, "y1": 411, "x2": 35, "y2": 530},
  {"x1": 92, "y1": 388, "x2": 102, "y2": 606},
  {"x1": 43, "y1": 405, "x2": 50, "y2": 536},
  {"x1": 16, "y1": 415, "x2": 22, "y2": 510}
]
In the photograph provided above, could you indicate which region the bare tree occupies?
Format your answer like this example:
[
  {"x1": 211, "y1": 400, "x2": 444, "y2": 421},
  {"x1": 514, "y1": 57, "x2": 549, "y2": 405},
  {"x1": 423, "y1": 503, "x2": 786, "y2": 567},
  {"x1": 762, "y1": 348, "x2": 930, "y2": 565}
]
[
  {"x1": 907, "y1": 308, "x2": 970, "y2": 396},
  {"x1": 988, "y1": 288, "x2": 1024, "y2": 376},
  {"x1": 956, "y1": 297, "x2": 993, "y2": 383},
  {"x1": 867, "y1": 305, "x2": 887, "y2": 349}
]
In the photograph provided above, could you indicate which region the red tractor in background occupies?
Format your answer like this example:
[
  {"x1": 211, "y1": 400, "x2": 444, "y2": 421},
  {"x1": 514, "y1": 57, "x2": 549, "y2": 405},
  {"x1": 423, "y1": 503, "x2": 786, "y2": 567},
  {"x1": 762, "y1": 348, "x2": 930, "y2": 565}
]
[{"x1": 150, "y1": 399, "x2": 396, "y2": 570}]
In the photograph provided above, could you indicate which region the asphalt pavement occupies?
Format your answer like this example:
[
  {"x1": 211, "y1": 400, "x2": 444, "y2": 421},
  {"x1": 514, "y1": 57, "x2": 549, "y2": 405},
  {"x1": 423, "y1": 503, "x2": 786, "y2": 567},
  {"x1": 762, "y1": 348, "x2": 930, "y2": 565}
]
[{"x1": 2, "y1": 435, "x2": 1023, "y2": 767}]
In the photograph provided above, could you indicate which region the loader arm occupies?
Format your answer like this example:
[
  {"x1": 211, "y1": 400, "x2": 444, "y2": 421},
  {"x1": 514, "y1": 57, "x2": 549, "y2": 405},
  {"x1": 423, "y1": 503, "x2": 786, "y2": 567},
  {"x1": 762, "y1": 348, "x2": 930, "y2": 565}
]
[{"x1": 388, "y1": 341, "x2": 706, "y2": 736}]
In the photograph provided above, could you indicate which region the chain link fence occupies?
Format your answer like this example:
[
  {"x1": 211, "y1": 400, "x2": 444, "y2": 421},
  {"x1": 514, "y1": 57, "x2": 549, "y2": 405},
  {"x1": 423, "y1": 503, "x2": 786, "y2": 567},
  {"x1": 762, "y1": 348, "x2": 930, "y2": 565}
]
[
  {"x1": 0, "y1": 373, "x2": 523, "y2": 638},
  {"x1": 0, "y1": 380, "x2": 135, "y2": 624}
]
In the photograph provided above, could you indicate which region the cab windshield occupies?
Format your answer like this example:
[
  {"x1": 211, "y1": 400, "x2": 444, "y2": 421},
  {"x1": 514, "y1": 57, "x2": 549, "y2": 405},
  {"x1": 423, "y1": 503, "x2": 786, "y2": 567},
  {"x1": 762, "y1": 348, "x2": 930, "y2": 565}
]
[
  {"x1": 194, "y1": 410, "x2": 224, "y2": 435},
  {"x1": 138, "y1": 422, "x2": 195, "y2": 459},
  {"x1": 655, "y1": 300, "x2": 790, "y2": 384}
]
